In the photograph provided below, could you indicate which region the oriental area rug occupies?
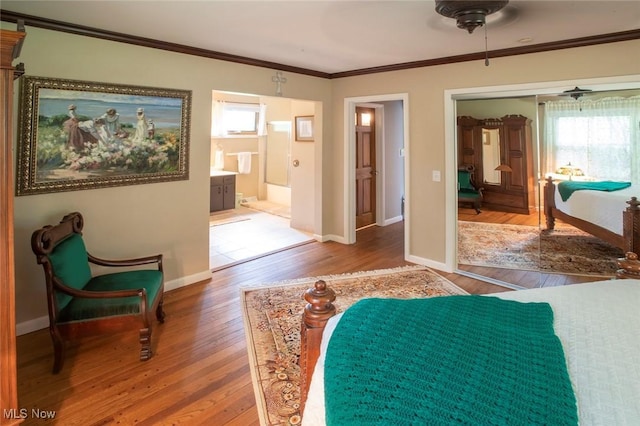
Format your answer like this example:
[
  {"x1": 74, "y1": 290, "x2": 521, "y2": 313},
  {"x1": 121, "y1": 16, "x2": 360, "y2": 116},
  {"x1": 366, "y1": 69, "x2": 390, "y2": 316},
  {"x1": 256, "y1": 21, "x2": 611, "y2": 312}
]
[
  {"x1": 240, "y1": 266, "x2": 467, "y2": 426},
  {"x1": 458, "y1": 221, "x2": 624, "y2": 276}
]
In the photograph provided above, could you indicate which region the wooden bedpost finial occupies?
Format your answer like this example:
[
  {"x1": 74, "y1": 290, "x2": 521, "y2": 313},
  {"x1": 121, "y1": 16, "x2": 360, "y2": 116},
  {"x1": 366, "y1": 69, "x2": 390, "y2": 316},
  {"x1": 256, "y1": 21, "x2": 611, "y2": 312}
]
[
  {"x1": 303, "y1": 280, "x2": 336, "y2": 328},
  {"x1": 300, "y1": 280, "x2": 337, "y2": 415},
  {"x1": 616, "y1": 252, "x2": 640, "y2": 279}
]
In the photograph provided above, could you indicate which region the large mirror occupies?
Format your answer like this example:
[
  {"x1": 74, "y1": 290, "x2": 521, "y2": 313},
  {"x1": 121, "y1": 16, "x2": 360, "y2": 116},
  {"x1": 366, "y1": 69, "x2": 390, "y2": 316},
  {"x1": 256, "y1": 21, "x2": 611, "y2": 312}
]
[
  {"x1": 456, "y1": 87, "x2": 639, "y2": 289},
  {"x1": 455, "y1": 100, "x2": 541, "y2": 290},
  {"x1": 265, "y1": 121, "x2": 291, "y2": 187}
]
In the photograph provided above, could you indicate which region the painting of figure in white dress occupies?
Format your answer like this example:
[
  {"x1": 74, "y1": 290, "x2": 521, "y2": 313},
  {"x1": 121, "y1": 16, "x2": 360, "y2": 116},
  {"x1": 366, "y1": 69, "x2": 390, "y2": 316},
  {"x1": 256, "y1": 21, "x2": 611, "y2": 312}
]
[{"x1": 16, "y1": 76, "x2": 192, "y2": 195}]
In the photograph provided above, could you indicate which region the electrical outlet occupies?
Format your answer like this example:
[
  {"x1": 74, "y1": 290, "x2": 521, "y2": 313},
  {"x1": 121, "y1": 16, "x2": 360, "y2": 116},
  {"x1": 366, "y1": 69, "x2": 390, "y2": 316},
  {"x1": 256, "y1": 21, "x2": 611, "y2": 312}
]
[{"x1": 432, "y1": 170, "x2": 441, "y2": 182}]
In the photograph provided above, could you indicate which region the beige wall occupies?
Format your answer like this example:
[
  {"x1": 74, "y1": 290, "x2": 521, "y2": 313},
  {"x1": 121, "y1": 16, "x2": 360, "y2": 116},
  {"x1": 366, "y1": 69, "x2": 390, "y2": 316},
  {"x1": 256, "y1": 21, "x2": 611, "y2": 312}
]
[
  {"x1": 329, "y1": 40, "x2": 640, "y2": 266},
  {"x1": 6, "y1": 24, "x2": 331, "y2": 330},
  {"x1": 379, "y1": 100, "x2": 405, "y2": 222},
  {"x1": 6, "y1": 20, "x2": 639, "y2": 331},
  {"x1": 290, "y1": 99, "x2": 317, "y2": 232}
]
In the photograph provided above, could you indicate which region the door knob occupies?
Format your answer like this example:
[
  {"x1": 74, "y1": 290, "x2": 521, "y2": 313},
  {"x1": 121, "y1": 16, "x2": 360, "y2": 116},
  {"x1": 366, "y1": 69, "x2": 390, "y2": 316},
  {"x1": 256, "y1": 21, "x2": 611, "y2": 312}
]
[{"x1": 293, "y1": 159, "x2": 300, "y2": 167}]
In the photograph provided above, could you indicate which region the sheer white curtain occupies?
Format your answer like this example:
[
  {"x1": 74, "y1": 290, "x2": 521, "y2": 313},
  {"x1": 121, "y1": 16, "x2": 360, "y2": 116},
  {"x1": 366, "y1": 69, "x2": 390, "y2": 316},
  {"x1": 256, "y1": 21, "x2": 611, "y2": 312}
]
[
  {"x1": 544, "y1": 96, "x2": 640, "y2": 185},
  {"x1": 211, "y1": 100, "x2": 228, "y2": 137},
  {"x1": 258, "y1": 103, "x2": 267, "y2": 136}
]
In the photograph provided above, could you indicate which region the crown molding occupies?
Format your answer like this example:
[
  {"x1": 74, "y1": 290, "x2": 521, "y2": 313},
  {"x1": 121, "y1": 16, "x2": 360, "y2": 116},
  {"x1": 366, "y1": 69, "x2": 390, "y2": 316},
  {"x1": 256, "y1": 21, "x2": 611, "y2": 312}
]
[
  {"x1": 0, "y1": 10, "x2": 331, "y2": 79},
  {"x1": 332, "y1": 29, "x2": 640, "y2": 78},
  {"x1": 2, "y1": 10, "x2": 639, "y2": 80}
]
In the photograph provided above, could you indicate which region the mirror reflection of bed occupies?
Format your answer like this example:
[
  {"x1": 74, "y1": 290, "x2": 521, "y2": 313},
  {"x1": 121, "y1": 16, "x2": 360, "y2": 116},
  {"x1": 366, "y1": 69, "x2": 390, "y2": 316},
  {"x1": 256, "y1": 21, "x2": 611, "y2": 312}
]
[{"x1": 456, "y1": 88, "x2": 639, "y2": 288}]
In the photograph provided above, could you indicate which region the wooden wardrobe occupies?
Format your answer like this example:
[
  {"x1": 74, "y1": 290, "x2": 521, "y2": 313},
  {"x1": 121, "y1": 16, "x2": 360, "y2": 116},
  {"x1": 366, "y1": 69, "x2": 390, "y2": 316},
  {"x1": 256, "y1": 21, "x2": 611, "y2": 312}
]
[
  {"x1": 1, "y1": 28, "x2": 25, "y2": 425},
  {"x1": 457, "y1": 114, "x2": 535, "y2": 215}
]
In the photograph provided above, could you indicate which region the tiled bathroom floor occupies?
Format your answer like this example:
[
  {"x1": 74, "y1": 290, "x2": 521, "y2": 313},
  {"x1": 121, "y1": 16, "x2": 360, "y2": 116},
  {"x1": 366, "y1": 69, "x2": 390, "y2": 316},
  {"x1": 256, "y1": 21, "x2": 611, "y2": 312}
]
[{"x1": 209, "y1": 206, "x2": 314, "y2": 270}]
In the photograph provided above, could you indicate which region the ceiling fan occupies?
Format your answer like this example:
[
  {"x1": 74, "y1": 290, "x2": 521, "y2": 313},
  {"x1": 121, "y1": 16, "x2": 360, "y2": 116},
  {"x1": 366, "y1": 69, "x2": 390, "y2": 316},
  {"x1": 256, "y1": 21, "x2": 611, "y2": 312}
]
[
  {"x1": 434, "y1": 0, "x2": 510, "y2": 66},
  {"x1": 434, "y1": 0, "x2": 509, "y2": 34},
  {"x1": 562, "y1": 87, "x2": 593, "y2": 100}
]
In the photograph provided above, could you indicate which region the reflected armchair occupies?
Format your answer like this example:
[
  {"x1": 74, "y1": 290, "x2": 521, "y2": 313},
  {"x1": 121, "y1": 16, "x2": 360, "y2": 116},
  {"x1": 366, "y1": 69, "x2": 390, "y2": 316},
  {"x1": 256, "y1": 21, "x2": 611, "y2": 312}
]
[
  {"x1": 31, "y1": 212, "x2": 166, "y2": 373},
  {"x1": 458, "y1": 166, "x2": 484, "y2": 214}
]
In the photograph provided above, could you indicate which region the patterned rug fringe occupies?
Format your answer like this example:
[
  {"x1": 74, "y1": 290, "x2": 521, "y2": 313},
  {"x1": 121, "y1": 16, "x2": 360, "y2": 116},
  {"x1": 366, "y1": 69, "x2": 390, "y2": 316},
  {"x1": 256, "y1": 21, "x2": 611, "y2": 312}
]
[{"x1": 239, "y1": 264, "x2": 429, "y2": 291}]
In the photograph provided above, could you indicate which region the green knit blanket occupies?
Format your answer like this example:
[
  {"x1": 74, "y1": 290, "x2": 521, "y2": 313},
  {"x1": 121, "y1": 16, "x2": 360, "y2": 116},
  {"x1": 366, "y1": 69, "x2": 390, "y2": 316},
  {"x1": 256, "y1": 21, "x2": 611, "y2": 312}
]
[
  {"x1": 557, "y1": 180, "x2": 631, "y2": 201},
  {"x1": 324, "y1": 296, "x2": 578, "y2": 426}
]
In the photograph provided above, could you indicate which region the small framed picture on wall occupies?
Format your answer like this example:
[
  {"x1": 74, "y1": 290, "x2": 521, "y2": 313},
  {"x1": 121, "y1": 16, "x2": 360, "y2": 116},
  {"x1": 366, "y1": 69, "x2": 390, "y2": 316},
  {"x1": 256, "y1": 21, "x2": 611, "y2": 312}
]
[{"x1": 295, "y1": 115, "x2": 314, "y2": 142}]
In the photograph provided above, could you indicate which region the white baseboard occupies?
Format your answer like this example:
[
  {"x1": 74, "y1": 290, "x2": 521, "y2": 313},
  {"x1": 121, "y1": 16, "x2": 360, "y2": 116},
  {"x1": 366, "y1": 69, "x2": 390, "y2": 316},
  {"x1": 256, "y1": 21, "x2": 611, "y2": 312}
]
[
  {"x1": 15, "y1": 269, "x2": 214, "y2": 336},
  {"x1": 405, "y1": 254, "x2": 450, "y2": 273},
  {"x1": 317, "y1": 233, "x2": 349, "y2": 244},
  {"x1": 165, "y1": 270, "x2": 213, "y2": 292},
  {"x1": 382, "y1": 215, "x2": 404, "y2": 226},
  {"x1": 16, "y1": 316, "x2": 49, "y2": 337}
]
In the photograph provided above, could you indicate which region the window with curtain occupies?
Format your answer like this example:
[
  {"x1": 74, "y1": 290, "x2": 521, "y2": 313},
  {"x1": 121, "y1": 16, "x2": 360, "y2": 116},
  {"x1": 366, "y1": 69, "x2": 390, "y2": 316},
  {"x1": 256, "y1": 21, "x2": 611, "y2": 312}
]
[{"x1": 543, "y1": 96, "x2": 640, "y2": 185}]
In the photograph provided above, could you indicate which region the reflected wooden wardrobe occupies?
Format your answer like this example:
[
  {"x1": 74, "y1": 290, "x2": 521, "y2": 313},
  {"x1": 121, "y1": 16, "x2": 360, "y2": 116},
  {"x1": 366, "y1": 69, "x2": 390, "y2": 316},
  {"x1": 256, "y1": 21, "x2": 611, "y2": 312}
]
[{"x1": 457, "y1": 115, "x2": 535, "y2": 215}]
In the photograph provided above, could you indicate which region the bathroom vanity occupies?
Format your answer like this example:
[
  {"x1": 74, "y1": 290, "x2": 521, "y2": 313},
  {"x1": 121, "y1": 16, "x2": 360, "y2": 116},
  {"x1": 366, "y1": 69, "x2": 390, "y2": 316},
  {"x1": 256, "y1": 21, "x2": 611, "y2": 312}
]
[{"x1": 210, "y1": 170, "x2": 237, "y2": 212}]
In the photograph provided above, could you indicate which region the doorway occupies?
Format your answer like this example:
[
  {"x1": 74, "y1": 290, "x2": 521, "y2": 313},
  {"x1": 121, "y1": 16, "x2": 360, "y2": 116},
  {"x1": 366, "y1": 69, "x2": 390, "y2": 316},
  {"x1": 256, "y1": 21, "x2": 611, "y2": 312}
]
[
  {"x1": 355, "y1": 106, "x2": 377, "y2": 229},
  {"x1": 210, "y1": 91, "x2": 320, "y2": 269},
  {"x1": 344, "y1": 94, "x2": 409, "y2": 248}
]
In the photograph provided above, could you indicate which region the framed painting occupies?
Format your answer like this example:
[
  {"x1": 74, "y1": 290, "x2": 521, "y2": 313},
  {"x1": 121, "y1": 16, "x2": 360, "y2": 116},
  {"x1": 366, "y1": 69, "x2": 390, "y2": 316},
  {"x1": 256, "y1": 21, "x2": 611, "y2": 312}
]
[
  {"x1": 295, "y1": 115, "x2": 314, "y2": 142},
  {"x1": 16, "y1": 76, "x2": 192, "y2": 195}
]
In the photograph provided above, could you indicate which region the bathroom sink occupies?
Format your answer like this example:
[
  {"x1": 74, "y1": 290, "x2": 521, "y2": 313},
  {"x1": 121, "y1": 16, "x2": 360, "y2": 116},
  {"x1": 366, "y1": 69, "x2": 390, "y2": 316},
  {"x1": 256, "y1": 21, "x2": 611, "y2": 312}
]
[{"x1": 210, "y1": 169, "x2": 238, "y2": 177}]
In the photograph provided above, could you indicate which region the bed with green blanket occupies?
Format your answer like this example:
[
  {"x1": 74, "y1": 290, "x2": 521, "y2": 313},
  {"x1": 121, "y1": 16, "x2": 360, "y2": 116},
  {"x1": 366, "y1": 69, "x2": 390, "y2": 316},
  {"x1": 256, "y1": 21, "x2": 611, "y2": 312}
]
[
  {"x1": 543, "y1": 177, "x2": 639, "y2": 253},
  {"x1": 301, "y1": 278, "x2": 640, "y2": 425}
]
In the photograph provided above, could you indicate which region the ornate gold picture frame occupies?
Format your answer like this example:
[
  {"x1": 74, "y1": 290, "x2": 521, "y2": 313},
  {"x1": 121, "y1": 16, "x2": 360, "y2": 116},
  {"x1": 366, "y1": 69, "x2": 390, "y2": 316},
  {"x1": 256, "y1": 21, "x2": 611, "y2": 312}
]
[{"x1": 16, "y1": 76, "x2": 191, "y2": 195}]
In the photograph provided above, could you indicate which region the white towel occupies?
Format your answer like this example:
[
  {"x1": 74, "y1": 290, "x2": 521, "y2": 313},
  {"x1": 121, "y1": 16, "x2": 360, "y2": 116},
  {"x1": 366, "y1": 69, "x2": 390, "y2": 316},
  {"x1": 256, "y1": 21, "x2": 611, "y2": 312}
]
[
  {"x1": 237, "y1": 152, "x2": 252, "y2": 174},
  {"x1": 213, "y1": 150, "x2": 224, "y2": 170}
]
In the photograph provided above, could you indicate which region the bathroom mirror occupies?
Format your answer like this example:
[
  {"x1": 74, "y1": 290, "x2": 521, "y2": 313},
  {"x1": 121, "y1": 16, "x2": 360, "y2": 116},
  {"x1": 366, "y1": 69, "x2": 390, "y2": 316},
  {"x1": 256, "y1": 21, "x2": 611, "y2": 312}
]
[{"x1": 265, "y1": 121, "x2": 291, "y2": 187}]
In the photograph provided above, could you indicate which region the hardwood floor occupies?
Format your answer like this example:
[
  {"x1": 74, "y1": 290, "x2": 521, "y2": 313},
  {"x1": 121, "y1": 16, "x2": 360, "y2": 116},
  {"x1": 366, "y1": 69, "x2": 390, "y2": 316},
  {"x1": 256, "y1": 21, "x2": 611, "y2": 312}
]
[
  {"x1": 13, "y1": 221, "x2": 562, "y2": 425},
  {"x1": 17, "y1": 216, "x2": 604, "y2": 426}
]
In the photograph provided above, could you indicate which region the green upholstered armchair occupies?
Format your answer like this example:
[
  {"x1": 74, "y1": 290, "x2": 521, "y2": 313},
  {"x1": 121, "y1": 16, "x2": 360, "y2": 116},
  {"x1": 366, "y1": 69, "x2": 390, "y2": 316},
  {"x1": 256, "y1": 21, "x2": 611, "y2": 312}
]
[
  {"x1": 31, "y1": 212, "x2": 165, "y2": 374},
  {"x1": 458, "y1": 167, "x2": 484, "y2": 214}
]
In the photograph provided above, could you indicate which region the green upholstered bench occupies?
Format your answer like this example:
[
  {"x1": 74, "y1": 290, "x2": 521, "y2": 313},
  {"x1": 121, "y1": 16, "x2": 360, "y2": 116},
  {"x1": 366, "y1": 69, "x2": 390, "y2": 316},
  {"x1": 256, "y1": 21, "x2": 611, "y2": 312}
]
[
  {"x1": 458, "y1": 168, "x2": 484, "y2": 214},
  {"x1": 31, "y1": 212, "x2": 165, "y2": 374}
]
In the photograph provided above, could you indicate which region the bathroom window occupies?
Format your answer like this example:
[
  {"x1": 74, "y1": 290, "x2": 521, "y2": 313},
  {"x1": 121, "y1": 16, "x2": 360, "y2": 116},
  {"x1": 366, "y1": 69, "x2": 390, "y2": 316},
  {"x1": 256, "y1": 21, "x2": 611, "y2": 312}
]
[
  {"x1": 225, "y1": 105, "x2": 259, "y2": 134},
  {"x1": 212, "y1": 101, "x2": 266, "y2": 137}
]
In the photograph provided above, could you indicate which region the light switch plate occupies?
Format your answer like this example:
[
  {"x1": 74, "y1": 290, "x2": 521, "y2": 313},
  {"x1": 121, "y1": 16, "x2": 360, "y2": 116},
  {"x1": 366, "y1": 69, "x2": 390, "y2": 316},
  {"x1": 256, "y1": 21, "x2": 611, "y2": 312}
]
[{"x1": 432, "y1": 170, "x2": 441, "y2": 182}]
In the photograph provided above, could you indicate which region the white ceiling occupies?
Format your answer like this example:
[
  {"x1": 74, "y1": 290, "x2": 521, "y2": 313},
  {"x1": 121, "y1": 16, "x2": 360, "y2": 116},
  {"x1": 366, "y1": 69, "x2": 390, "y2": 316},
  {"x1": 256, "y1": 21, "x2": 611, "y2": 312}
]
[{"x1": 1, "y1": 1, "x2": 639, "y2": 74}]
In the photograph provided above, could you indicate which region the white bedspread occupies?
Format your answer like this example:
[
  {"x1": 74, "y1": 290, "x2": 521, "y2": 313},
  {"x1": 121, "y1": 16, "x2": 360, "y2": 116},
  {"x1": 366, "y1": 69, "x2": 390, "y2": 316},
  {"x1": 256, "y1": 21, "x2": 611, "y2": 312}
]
[
  {"x1": 554, "y1": 185, "x2": 636, "y2": 235},
  {"x1": 302, "y1": 280, "x2": 640, "y2": 425}
]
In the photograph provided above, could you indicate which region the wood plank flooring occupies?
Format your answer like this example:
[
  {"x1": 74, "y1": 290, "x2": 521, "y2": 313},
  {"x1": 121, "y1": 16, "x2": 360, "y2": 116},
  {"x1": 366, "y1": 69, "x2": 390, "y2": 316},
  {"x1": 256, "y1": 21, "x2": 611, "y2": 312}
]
[{"x1": 14, "y1": 219, "x2": 589, "y2": 424}]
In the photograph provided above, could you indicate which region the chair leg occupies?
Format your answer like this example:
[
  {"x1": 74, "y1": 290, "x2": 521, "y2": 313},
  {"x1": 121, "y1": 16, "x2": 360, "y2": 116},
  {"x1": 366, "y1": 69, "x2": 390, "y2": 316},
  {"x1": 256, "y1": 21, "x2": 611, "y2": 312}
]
[
  {"x1": 156, "y1": 298, "x2": 166, "y2": 324},
  {"x1": 474, "y1": 200, "x2": 482, "y2": 214},
  {"x1": 139, "y1": 327, "x2": 153, "y2": 361},
  {"x1": 50, "y1": 329, "x2": 65, "y2": 374}
]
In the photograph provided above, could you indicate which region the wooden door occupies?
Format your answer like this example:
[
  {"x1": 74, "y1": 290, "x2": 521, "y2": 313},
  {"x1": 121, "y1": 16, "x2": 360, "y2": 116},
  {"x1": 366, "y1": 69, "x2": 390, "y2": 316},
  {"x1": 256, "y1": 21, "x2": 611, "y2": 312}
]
[{"x1": 355, "y1": 107, "x2": 376, "y2": 229}]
